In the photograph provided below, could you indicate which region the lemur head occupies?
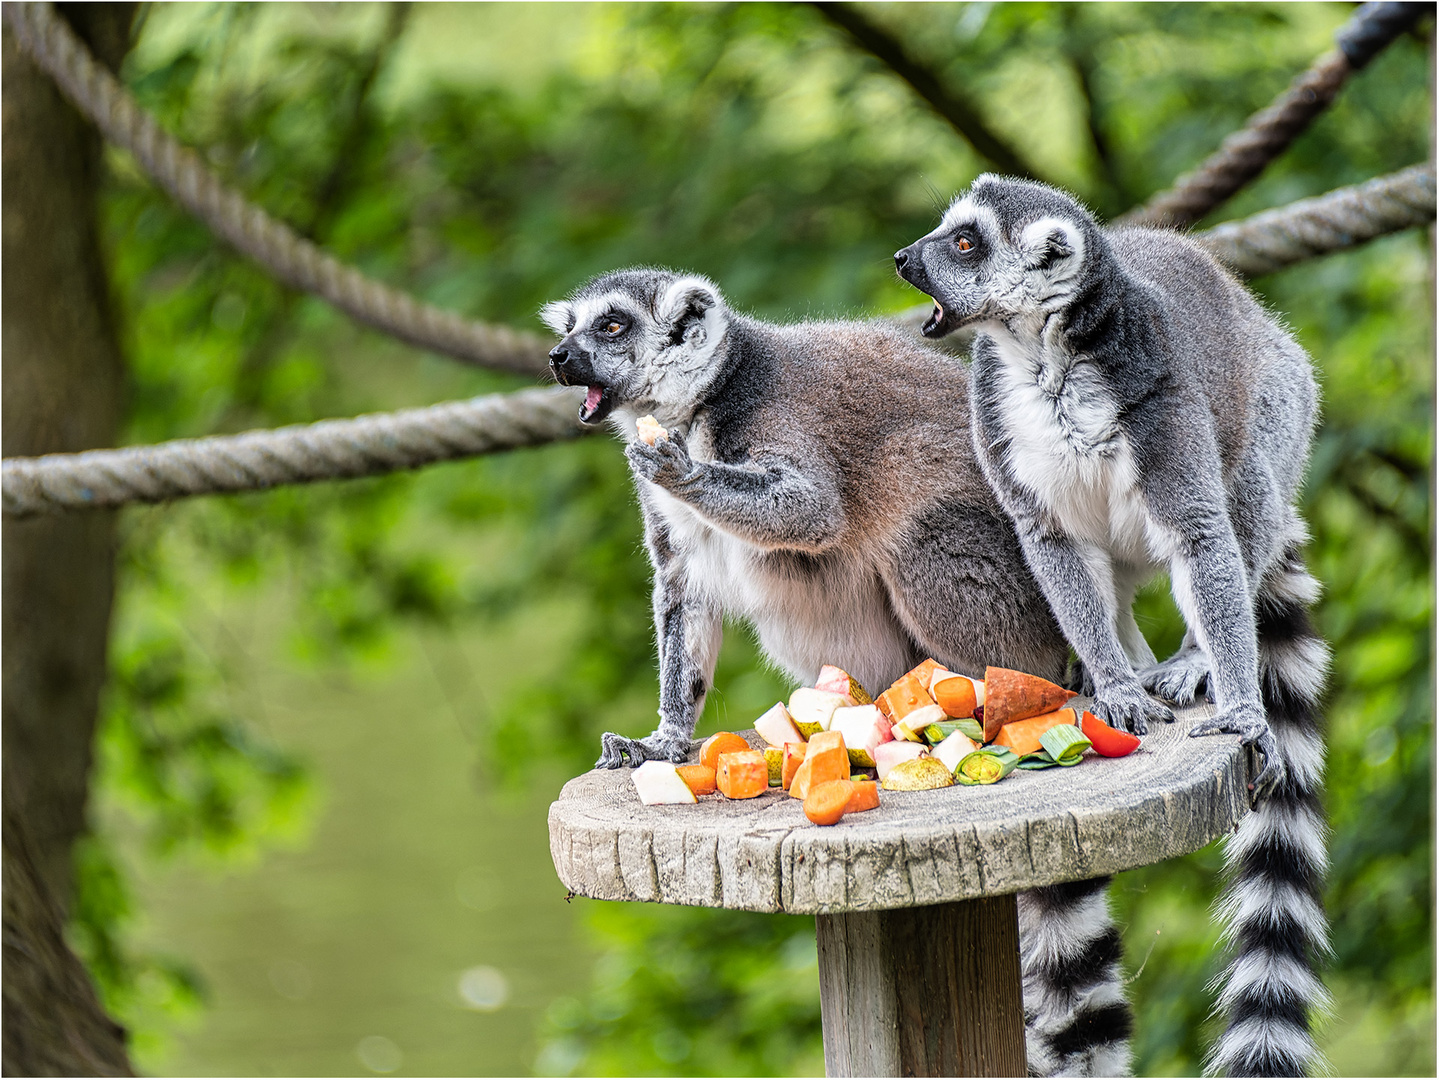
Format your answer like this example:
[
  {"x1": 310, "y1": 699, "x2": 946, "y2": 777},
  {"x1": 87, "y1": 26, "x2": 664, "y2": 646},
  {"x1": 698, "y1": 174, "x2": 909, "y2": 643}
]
[
  {"x1": 894, "y1": 175, "x2": 1101, "y2": 337},
  {"x1": 540, "y1": 268, "x2": 728, "y2": 427}
]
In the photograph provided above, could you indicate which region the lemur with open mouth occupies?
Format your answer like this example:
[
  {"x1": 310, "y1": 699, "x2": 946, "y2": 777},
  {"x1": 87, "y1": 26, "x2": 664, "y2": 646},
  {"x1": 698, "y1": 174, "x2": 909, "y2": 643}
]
[{"x1": 896, "y1": 175, "x2": 1327, "y2": 1077}]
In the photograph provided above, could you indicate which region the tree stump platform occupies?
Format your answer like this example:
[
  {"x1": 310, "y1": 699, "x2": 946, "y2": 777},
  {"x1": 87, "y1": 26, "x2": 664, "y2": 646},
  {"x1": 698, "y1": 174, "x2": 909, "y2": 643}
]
[{"x1": 549, "y1": 702, "x2": 1253, "y2": 1076}]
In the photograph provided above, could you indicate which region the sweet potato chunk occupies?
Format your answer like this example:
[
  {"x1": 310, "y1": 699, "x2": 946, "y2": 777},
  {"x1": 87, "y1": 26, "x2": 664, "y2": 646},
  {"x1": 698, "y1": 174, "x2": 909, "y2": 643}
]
[
  {"x1": 716, "y1": 750, "x2": 768, "y2": 799},
  {"x1": 983, "y1": 667, "x2": 1072, "y2": 742},
  {"x1": 676, "y1": 764, "x2": 716, "y2": 797}
]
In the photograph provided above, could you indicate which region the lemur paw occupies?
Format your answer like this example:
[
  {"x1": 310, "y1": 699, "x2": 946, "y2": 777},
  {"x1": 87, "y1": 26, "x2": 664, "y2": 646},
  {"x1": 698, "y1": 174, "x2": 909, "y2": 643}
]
[
  {"x1": 1089, "y1": 685, "x2": 1174, "y2": 736},
  {"x1": 1188, "y1": 703, "x2": 1284, "y2": 800},
  {"x1": 625, "y1": 431, "x2": 694, "y2": 490},
  {"x1": 594, "y1": 730, "x2": 693, "y2": 769},
  {"x1": 1140, "y1": 648, "x2": 1211, "y2": 706}
]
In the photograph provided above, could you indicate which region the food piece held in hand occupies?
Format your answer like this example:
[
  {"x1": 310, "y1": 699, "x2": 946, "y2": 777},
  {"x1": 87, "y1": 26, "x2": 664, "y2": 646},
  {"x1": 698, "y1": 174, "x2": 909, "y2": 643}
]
[
  {"x1": 788, "y1": 687, "x2": 849, "y2": 737},
  {"x1": 955, "y1": 747, "x2": 1020, "y2": 786},
  {"x1": 676, "y1": 764, "x2": 717, "y2": 796},
  {"x1": 983, "y1": 666, "x2": 1071, "y2": 736},
  {"x1": 930, "y1": 673, "x2": 979, "y2": 718},
  {"x1": 881, "y1": 756, "x2": 955, "y2": 790},
  {"x1": 782, "y1": 742, "x2": 807, "y2": 790},
  {"x1": 699, "y1": 731, "x2": 752, "y2": 771},
  {"x1": 994, "y1": 708, "x2": 1078, "y2": 756},
  {"x1": 845, "y1": 779, "x2": 881, "y2": 813},
  {"x1": 804, "y1": 779, "x2": 854, "y2": 825},
  {"x1": 1081, "y1": 710, "x2": 1142, "y2": 757},
  {"x1": 931, "y1": 729, "x2": 981, "y2": 774},
  {"x1": 754, "y1": 702, "x2": 803, "y2": 747},
  {"x1": 636, "y1": 414, "x2": 669, "y2": 445},
  {"x1": 983, "y1": 666, "x2": 1072, "y2": 742},
  {"x1": 789, "y1": 731, "x2": 850, "y2": 801},
  {"x1": 815, "y1": 665, "x2": 873, "y2": 705},
  {"x1": 894, "y1": 704, "x2": 948, "y2": 743},
  {"x1": 632, "y1": 760, "x2": 699, "y2": 804},
  {"x1": 763, "y1": 747, "x2": 785, "y2": 785},
  {"x1": 874, "y1": 740, "x2": 928, "y2": 781},
  {"x1": 717, "y1": 750, "x2": 768, "y2": 799},
  {"x1": 830, "y1": 704, "x2": 891, "y2": 767},
  {"x1": 877, "y1": 672, "x2": 936, "y2": 723}
]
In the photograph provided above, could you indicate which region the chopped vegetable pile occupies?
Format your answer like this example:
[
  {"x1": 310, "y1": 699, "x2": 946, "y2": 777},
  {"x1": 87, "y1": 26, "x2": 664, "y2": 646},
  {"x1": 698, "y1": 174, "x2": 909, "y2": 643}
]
[{"x1": 630, "y1": 659, "x2": 1143, "y2": 825}]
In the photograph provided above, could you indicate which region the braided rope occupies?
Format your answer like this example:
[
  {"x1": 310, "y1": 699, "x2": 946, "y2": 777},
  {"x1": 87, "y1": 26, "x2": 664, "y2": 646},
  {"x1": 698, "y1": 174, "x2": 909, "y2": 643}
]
[
  {"x1": 1, "y1": 387, "x2": 590, "y2": 518},
  {"x1": 1, "y1": 1, "x2": 551, "y2": 376},
  {"x1": 1198, "y1": 163, "x2": 1435, "y2": 277},
  {"x1": 1121, "y1": 2, "x2": 1425, "y2": 230}
]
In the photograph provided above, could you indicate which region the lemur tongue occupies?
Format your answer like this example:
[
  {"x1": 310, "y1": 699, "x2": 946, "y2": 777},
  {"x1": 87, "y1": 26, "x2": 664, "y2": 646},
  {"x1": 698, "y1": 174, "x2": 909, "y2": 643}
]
[{"x1": 584, "y1": 385, "x2": 604, "y2": 412}]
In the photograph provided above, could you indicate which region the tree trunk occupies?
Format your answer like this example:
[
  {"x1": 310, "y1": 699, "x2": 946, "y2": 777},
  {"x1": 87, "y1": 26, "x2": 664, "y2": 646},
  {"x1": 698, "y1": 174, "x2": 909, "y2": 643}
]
[{"x1": 2, "y1": 3, "x2": 137, "y2": 1074}]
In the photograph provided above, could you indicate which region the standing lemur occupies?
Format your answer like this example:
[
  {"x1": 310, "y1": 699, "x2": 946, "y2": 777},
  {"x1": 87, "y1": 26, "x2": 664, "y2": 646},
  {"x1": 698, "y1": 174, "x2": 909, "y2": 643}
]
[
  {"x1": 896, "y1": 175, "x2": 1328, "y2": 1077},
  {"x1": 542, "y1": 267, "x2": 1136, "y2": 1076}
]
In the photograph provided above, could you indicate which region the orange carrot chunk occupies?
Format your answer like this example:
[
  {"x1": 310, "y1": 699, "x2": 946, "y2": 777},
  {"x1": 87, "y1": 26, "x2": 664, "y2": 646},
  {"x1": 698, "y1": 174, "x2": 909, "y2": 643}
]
[
  {"x1": 699, "y1": 731, "x2": 751, "y2": 771},
  {"x1": 994, "y1": 708, "x2": 1078, "y2": 756},
  {"x1": 931, "y1": 675, "x2": 978, "y2": 719},
  {"x1": 782, "y1": 742, "x2": 807, "y2": 790},
  {"x1": 716, "y1": 750, "x2": 768, "y2": 799},
  {"x1": 676, "y1": 764, "x2": 717, "y2": 797},
  {"x1": 790, "y1": 731, "x2": 849, "y2": 801},
  {"x1": 845, "y1": 779, "x2": 880, "y2": 813},
  {"x1": 804, "y1": 779, "x2": 854, "y2": 826},
  {"x1": 983, "y1": 667, "x2": 1072, "y2": 742}
]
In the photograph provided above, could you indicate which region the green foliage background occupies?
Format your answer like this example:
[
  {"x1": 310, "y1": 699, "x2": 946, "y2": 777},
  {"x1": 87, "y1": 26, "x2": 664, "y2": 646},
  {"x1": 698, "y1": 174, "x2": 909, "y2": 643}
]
[{"x1": 70, "y1": 2, "x2": 1431, "y2": 1075}]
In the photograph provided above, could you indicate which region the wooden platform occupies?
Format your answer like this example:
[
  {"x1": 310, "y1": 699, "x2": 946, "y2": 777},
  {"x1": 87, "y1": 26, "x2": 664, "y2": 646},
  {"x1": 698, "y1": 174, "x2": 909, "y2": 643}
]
[{"x1": 549, "y1": 702, "x2": 1253, "y2": 915}]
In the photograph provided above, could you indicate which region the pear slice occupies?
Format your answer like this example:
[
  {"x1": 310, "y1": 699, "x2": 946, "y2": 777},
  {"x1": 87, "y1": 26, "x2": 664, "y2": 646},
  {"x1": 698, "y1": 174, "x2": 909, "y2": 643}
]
[
  {"x1": 631, "y1": 760, "x2": 697, "y2": 805},
  {"x1": 754, "y1": 702, "x2": 803, "y2": 747},
  {"x1": 788, "y1": 687, "x2": 850, "y2": 737},
  {"x1": 880, "y1": 756, "x2": 955, "y2": 791}
]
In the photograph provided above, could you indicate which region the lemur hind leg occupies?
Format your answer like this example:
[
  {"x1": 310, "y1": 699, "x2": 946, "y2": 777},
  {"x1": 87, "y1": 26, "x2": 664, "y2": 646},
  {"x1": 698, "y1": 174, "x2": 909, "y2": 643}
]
[{"x1": 1019, "y1": 877, "x2": 1134, "y2": 1077}]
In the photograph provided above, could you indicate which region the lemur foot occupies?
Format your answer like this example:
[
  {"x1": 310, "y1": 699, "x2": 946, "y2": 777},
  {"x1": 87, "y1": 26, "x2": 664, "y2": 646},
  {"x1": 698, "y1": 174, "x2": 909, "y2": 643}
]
[
  {"x1": 595, "y1": 729, "x2": 692, "y2": 769},
  {"x1": 1089, "y1": 684, "x2": 1174, "y2": 736},
  {"x1": 1140, "y1": 648, "x2": 1211, "y2": 706},
  {"x1": 1188, "y1": 703, "x2": 1283, "y2": 800},
  {"x1": 625, "y1": 431, "x2": 694, "y2": 490}
]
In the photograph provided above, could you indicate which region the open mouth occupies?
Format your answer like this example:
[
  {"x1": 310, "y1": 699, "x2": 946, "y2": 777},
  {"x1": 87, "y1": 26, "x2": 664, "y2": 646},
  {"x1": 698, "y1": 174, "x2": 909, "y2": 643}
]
[
  {"x1": 578, "y1": 384, "x2": 615, "y2": 425},
  {"x1": 920, "y1": 299, "x2": 972, "y2": 338}
]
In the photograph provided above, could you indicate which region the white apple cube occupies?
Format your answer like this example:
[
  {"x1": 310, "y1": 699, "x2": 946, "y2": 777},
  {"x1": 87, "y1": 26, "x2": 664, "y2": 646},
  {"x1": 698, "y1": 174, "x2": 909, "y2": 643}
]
[
  {"x1": 753, "y1": 702, "x2": 804, "y2": 748},
  {"x1": 788, "y1": 687, "x2": 850, "y2": 736},
  {"x1": 931, "y1": 730, "x2": 981, "y2": 775},
  {"x1": 874, "y1": 740, "x2": 928, "y2": 781},
  {"x1": 893, "y1": 703, "x2": 948, "y2": 742},
  {"x1": 631, "y1": 760, "x2": 697, "y2": 805},
  {"x1": 829, "y1": 704, "x2": 890, "y2": 768}
]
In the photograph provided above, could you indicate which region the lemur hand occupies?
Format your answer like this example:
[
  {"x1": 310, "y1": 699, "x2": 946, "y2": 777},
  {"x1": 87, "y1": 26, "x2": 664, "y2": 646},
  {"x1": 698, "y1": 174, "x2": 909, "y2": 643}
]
[
  {"x1": 626, "y1": 430, "x2": 696, "y2": 491},
  {"x1": 595, "y1": 728, "x2": 693, "y2": 769},
  {"x1": 1189, "y1": 702, "x2": 1283, "y2": 802},
  {"x1": 1088, "y1": 682, "x2": 1174, "y2": 736},
  {"x1": 1141, "y1": 645, "x2": 1214, "y2": 706}
]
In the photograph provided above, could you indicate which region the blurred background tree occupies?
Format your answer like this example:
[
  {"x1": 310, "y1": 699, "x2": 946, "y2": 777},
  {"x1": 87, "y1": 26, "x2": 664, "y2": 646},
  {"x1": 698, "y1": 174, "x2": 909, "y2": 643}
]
[{"x1": 5, "y1": 2, "x2": 1430, "y2": 1076}]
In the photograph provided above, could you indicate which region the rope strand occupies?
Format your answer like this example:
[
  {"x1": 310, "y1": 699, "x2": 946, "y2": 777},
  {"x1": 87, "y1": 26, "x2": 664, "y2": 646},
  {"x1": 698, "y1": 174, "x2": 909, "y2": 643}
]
[{"x1": 1, "y1": 1, "x2": 551, "y2": 376}]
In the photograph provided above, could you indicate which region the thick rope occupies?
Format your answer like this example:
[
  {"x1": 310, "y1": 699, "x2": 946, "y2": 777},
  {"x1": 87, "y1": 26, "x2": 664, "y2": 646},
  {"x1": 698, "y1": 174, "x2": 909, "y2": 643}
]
[
  {"x1": 1121, "y1": 2, "x2": 1426, "y2": 230},
  {"x1": 1, "y1": 388, "x2": 590, "y2": 518},
  {"x1": 1197, "y1": 163, "x2": 1435, "y2": 277},
  {"x1": 1, "y1": 1, "x2": 551, "y2": 377},
  {"x1": 6, "y1": 165, "x2": 1433, "y2": 520}
]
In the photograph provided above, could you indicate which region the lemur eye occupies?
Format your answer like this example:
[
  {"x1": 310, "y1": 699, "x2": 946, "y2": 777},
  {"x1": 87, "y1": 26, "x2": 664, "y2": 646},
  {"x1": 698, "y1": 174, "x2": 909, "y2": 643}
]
[
  {"x1": 955, "y1": 235, "x2": 973, "y2": 252},
  {"x1": 605, "y1": 321, "x2": 623, "y2": 334}
]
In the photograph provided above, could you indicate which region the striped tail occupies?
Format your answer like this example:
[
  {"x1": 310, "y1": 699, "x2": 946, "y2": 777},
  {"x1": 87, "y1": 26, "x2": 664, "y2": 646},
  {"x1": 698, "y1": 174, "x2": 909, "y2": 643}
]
[
  {"x1": 1207, "y1": 545, "x2": 1331, "y2": 1077},
  {"x1": 1019, "y1": 876, "x2": 1134, "y2": 1077}
]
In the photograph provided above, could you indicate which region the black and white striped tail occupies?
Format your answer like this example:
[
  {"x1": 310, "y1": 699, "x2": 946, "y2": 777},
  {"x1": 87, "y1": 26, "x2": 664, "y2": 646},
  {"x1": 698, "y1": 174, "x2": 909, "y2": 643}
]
[
  {"x1": 1019, "y1": 876, "x2": 1134, "y2": 1077},
  {"x1": 1208, "y1": 547, "x2": 1331, "y2": 1077}
]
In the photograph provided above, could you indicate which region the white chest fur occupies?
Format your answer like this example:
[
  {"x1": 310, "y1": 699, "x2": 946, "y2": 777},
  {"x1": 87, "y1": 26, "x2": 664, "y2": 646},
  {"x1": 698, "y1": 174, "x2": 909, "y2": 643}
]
[{"x1": 988, "y1": 331, "x2": 1169, "y2": 567}]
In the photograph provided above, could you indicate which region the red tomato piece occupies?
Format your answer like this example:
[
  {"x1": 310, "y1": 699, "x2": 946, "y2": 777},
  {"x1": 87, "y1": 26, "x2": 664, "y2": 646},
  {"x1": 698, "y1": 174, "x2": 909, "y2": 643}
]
[{"x1": 1080, "y1": 710, "x2": 1141, "y2": 757}]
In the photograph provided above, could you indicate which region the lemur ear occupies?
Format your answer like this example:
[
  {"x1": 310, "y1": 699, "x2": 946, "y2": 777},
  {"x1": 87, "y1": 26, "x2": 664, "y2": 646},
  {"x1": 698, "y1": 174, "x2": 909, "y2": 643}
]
[
  {"x1": 538, "y1": 301, "x2": 574, "y2": 336},
  {"x1": 1020, "y1": 218, "x2": 1084, "y2": 273},
  {"x1": 658, "y1": 276, "x2": 723, "y2": 344}
]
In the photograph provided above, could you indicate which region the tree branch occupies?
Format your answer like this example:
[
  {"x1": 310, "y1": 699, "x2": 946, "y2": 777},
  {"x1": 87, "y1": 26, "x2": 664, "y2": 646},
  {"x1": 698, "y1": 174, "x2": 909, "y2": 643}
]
[{"x1": 808, "y1": 2, "x2": 1041, "y2": 181}]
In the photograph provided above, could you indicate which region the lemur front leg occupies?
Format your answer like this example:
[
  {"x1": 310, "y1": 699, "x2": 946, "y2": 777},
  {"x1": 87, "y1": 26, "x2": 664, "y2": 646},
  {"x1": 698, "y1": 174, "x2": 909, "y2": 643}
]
[
  {"x1": 595, "y1": 506, "x2": 723, "y2": 768},
  {"x1": 626, "y1": 433, "x2": 844, "y2": 551}
]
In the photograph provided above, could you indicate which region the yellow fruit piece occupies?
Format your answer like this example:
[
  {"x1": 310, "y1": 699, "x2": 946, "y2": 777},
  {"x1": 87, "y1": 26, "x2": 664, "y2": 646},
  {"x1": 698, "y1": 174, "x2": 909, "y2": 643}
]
[
  {"x1": 880, "y1": 756, "x2": 955, "y2": 791},
  {"x1": 764, "y1": 746, "x2": 784, "y2": 786}
]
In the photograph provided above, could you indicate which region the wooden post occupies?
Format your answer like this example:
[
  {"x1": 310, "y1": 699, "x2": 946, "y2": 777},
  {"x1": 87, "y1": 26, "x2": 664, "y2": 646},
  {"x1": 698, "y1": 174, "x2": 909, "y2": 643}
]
[{"x1": 816, "y1": 896, "x2": 1027, "y2": 1078}]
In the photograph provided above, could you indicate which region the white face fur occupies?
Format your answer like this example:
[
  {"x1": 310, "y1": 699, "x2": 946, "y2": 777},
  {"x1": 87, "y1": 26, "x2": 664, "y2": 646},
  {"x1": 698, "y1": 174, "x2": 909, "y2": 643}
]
[
  {"x1": 540, "y1": 274, "x2": 729, "y2": 434},
  {"x1": 913, "y1": 191, "x2": 1088, "y2": 333}
]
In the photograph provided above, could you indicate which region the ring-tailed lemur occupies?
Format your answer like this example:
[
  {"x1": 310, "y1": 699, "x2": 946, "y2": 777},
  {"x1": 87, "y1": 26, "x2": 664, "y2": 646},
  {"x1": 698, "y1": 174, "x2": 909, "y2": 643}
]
[
  {"x1": 895, "y1": 175, "x2": 1328, "y2": 1077},
  {"x1": 542, "y1": 267, "x2": 1135, "y2": 1076}
]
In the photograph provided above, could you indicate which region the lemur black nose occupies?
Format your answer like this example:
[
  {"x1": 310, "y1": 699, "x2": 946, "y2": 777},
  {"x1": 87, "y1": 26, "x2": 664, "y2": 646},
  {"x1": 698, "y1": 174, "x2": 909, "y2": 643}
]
[
  {"x1": 893, "y1": 249, "x2": 910, "y2": 273},
  {"x1": 548, "y1": 345, "x2": 569, "y2": 367}
]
